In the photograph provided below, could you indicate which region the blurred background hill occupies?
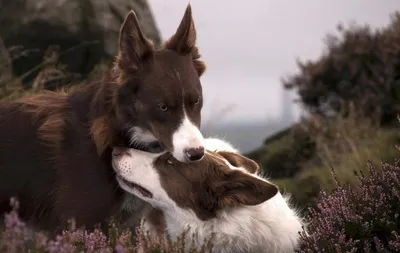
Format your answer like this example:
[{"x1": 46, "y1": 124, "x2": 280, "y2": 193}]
[{"x1": 0, "y1": 0, "x2": 399, "y2": 212}]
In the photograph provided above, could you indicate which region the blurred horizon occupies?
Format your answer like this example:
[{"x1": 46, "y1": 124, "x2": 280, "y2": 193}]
[{"x1": 148, "y1": 0, "x2": 399, "y2": 152}]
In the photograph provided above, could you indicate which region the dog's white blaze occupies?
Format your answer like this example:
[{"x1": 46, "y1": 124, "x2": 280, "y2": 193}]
[{"x1": 171, "y1": 111, "x2": 204, "y2": 162}]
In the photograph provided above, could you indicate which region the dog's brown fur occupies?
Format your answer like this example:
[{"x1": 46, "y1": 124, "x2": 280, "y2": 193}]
[
  {"x1": 151, "y1": 151, "x2": 275, "y2": 221},
  {"x1": 18, "y1": 92, "x2": 68, "y2": 150},
  {"x1": 0, "y1": 4, "x2": 206, "y2": 233},
  {"x1": 112, "y1": 149, "x2": 278, "y2": 240}
]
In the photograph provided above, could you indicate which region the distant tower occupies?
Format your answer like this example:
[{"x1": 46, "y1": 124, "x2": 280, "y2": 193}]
[{"x1": 281, "y1": 88, "x2": 294, "y2": 125}]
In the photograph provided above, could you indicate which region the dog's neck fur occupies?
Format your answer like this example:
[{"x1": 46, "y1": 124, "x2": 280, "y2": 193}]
[
  {"x1": 67, "y1": 67, "x2": 157, "y2": 155},
  {"x1": 143, "y1": 138, "x2": 304, "y2": 253},
  {"x1": 63, "y1": 69, "x2": 121, "y2": 155}
]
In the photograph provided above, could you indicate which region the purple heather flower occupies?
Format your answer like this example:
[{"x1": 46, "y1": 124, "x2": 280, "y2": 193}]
[
  {"x1": 297, "y1": 160, "x2": 400, "y2": 252},
  {"x1": 115, "y1": 244, "x2": 125, "y2": 253}
]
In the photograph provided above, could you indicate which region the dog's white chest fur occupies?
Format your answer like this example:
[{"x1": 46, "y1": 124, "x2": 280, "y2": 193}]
[{"x1": 157, "y1": 192, "x2": 302, "y2": 253}]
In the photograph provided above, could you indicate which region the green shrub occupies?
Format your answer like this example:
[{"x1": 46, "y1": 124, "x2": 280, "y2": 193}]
[
  {"x1": 283, "y1": 12, "x2": 400, "y2": 126},
  {"x1": 273, "y1": 111, "x2": 400, "y2": 212},
  {"x1": 247, "y1": 125, "x2": 315, "y2": 179}
]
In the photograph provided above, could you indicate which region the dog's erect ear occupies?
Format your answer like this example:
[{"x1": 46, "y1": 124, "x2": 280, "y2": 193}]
[
  {"x1": 214, "y1": 170, "x2": 278, "y2": 208},
  {"x1": 218, "y1": 151, "x2": 260, "y2": 174},
  {"x1": 117, "y1": 10, "x2": 154, "y2": 71},
  {"x1": 164, "y1": 4, "x2": 206, "y2": 76},
  {"x1": 164, "y1": 4, "x2": 196, "y2": 54},
  {"x1": 193, "y1": 168, "x2": 277, "y2": 220}
]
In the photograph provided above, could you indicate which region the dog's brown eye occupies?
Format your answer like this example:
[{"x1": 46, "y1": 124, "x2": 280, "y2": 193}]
[
  {"x1": 167, "y1": 158, "x2": 173, "y2": 165},
  {"x1": 159, "y1": 104, "x2": 168, "y2": 112},
  {"x1": 193, "y1": 96, "x2": 200, "y2": 105}
]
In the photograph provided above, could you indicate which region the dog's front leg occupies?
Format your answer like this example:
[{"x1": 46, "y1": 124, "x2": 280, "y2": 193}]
[{"x1": 137, "y1": 207, "x2": 168, "y2": 251}]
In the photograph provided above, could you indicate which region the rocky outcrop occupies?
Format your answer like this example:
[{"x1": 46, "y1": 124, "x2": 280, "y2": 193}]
[
  {"x1": 0, "y1": 0, "x2": 161, "y2": 85},
  {"x1": 0, "y1": 37, "x2": 12, "y2": 87}
]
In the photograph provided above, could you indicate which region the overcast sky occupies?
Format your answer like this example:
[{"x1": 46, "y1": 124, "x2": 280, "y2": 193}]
[{"x1": 148, "y1": 0, "x2": 399, "y2": 124}]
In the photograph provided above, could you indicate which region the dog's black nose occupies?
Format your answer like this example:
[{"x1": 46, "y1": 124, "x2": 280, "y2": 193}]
[{"x1": 184, "y1": 147, "x2": 205, "y2": 161}]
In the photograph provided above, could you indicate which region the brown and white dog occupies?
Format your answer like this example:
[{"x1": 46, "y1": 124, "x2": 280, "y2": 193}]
[
  {"x1": 0, "y1": 4, "x2": 206, "y2": 232},
  {"x1": 112, "y1": 138, "x2": 304, "y2": 253}
]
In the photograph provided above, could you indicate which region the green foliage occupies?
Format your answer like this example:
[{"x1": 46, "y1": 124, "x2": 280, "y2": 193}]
[
  {"x1": 273, "y1": 176, "x2": 321, "y2": 212},
  {"x1": 269, "y1": 108, "x2": 400, "y2": 212},
  {"x1": 283, "y1": 12, "x2": 400, "y2": 126},
  {"x1": 247, "y1": 125, "x2": 315, "y2": 179}
]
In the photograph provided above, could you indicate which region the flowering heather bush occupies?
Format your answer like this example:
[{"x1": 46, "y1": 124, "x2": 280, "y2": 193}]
[
  {"x1": 297, "y1": 157, "x2": 400, "y2": 252},
  {"x1": 0, "y1": 198, "x2": 211, "y2": 253}
]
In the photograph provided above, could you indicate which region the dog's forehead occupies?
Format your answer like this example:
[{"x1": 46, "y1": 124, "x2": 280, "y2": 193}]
[
  {"x1": 152, "y1": 51, "x2": 200, "y2": 83},
  {"x1": 154, "y1": 50, "x2": 190, "y2": 66},
  {"x1": 205, "y1": 150, "x2": 229, "y2": 164},
  {"x1": 154, "y1": 150, "x2": 227, "y2": 172}
]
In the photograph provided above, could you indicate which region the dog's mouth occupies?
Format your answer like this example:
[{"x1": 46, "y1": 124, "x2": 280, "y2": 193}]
[{"x1": 116, "y1": 175, "x2": 153, "y2": 199}]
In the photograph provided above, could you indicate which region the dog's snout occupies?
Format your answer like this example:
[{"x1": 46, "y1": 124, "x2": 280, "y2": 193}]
[
  {"x1": 112, "y1": 147, "x2": 130, "y2": 157},
  {"x1": 184, "y1": 146, "x2": 205, "y2": 161}
]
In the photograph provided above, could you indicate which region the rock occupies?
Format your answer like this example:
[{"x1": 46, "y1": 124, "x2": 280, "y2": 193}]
[
  {"x1": 0, "y1": 0, "x2": 161, "y2": 85},
  {"x1": 0, "y1": 36, "x2": 12, "y2": 87}
]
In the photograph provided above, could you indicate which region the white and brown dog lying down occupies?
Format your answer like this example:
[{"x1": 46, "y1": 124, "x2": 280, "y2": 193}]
[{"x1": 112, "y1": 138, "x2": 304, "y2": 253}]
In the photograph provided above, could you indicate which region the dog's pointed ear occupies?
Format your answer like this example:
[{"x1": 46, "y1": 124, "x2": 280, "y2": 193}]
[
  {"x1": 164, "y1": 4, "x2": 196, "y2": 54},
  {"x1": 217, "y1": 151, "x2": 260, "y2": 174},
  {"x1": 164, "y1": 4, "x2": 206, "y2": 76},
  {"x1": 214, "y1": 171, "x2": 278, "y2": 208},
  {"x1": 117, "y1": 10, "x2": 154, "y2": 71}
]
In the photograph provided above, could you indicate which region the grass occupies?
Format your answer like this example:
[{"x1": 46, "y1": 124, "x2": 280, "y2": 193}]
[
  {"x1": 299, "y1": 105, "x2": 399, "y2": 189},
  {"x1": 270, "y1": 106, "x2": 400, "y2": 212}
]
